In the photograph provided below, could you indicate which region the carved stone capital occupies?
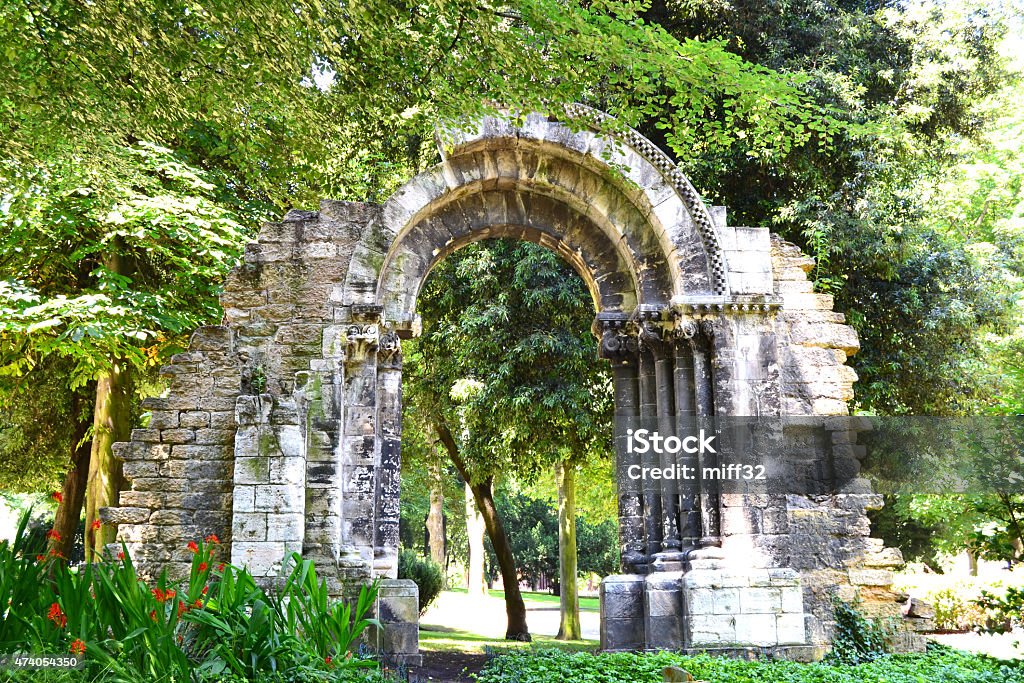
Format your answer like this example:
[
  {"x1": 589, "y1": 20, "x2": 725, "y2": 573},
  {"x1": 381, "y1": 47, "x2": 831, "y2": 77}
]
[
  {"x1": 377, "y1": 329, "x2": 402, "y2": 369},
  {"x1": 345, "y1": 323, "x2": 379, "y2": 365},
  {"x1": 595, "y1": 314, "x2": 638, "y2": 365},
  {"x1": 673, "y1": 314, "x2": 716, "y2": 350}
]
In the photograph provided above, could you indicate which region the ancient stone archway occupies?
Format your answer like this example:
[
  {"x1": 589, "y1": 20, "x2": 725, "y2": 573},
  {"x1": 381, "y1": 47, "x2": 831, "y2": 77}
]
[{"x1": 105, "y1": 108, "x2": 922, "y2": 663}]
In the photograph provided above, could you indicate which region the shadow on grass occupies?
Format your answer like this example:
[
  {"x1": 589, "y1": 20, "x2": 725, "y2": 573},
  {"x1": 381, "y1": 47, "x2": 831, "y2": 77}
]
[
  {"x1": 446, "y1": 587, "x2": 601, "y2": 611},
  {"x1": 420, "y1": 625, "x2": 598, "y2": 654}
]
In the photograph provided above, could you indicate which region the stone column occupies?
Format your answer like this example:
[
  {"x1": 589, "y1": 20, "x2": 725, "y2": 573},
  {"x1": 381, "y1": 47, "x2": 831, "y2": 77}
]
[
  {"x1": 374, "y1": 329, "x2": 402, "y2": 578},
  {"x1": 639, "y1": 316, "x2": 683, "y2": 565},
  {"x1": 688, "y1": 319, "x2": 721, "y2": 547},
  {"x1": 597, "y1": 314, "x2": 645, "y2": 573},
  {"x1": 637, "y1": 345, "x2": 663, "y2": 561},
  {"x1": 672, "y1": 336, "x2": 700, "y2": 550},
  {"x1": 339, "y1": 305, "x2": 383, "y2": 573}
]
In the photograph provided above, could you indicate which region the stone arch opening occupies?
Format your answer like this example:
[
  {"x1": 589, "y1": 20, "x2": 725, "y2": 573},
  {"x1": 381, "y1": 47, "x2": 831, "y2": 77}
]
[{"x1": 107, "y1": 107, "x2": 911, "y2": 664}]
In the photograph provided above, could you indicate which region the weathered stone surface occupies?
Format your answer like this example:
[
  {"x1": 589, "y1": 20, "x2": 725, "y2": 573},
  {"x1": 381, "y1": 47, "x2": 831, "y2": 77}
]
[{"x1": 107, "y1": 111, "x2": 915, "y2": 660}]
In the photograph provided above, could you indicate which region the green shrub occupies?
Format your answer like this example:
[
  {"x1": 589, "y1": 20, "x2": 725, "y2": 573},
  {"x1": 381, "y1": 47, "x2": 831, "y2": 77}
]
[
  {"x1": 975, "y1": 586, "x2": 1024, "y2": 634},
  {"x1": 931, "y1": 584, "x2": 988, "y2": 631},
  {"x1": 0, "y1": 510, "x2": 382, "y2": 682},
  {"x1": 823, "y1": 597, "x2": 896, "y2": 666},
  {"x1": 475, "y1": 644, "x2": 1024, "y2": 683},
  {"x1": 397, "y1": 548, "x2": 444, "y2": 614}
]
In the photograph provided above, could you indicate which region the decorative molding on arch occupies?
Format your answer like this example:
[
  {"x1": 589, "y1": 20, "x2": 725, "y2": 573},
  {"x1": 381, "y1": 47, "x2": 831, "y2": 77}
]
[
  {"x1": 342, "y1": 107, "x2": 738, "y2": 331},
  {"x1": 559, "y1": 104, "x2": 729, "y2": 295}
]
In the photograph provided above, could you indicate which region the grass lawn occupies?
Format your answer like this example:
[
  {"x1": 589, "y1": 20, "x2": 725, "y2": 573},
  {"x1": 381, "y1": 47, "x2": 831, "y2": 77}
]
[
  {"x1": 419, "y1": 624, "x2": 598, "y2": 654},
  {"x1": 446, "y1": 587, "x2": 600, "y2": 611}
]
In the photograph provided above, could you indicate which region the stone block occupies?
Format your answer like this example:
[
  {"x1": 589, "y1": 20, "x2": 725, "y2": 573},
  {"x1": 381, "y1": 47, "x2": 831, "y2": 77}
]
[
  {"x1": 378, "y1": 579, "x2": 419, "y2": 624},
  {"x1": 780, "y1": 586, "x2": 804, "y2": 613},
  {"x1": 233, "y1": 513, "x2": 268, "y2": 541},
  {"x1": 148, "y1": 411, "x2": 179, "y2": 429},
  {"x1": 195, "y1": 428, "x2": 235, "y2": 445},
  {"x1": 714, "y1": 588, "x2": 741, "y2": 615},
  {"x1": 601, "y1": 617, "x2": 646, "y2": 652},
  {"x1": 149, "y1": 509, "x2": 192, "y2": 526},
  {"x1": 689, "y1": 614, "x2": 736, "y2": 645},
  {"x1": 849, "y1": 569, "x2": 893, "y2": 586},
  {"x1": 776, "y1": 614, "x2": 806, "y2": 644},
  {"x1": 686, "y1": 588, "x2": 715, "y2": 615},
  {"x1": 735, "y1": 613, "x2": 777, "y2": 646},
  {"x1": 266, "y1": 513, "x2": 304, "y2": 542},
  {"x1": 233, "y1": 486, "x2": 256, "y2": 513},
  {"x1": 161, "y1": 429, "x2": 195, "y2": 444},
  {"x1": 270, "y1": 456, "x2": 306, "y2": 485},
  {"x1": 231, "y1": 541, "x2": 286, "y2": 577},
  {"x1": 190, "y1": 326, "x2": 233, "y2": 352},
  {"x1": 100, "y1": 506, "x2": 151, "y2": 525},
  {"x1": 131, "y1": 428, "x2": 160, "y2": 443},
  {"x1": 739, "y1": 588, "x2": 781, "y2": 614},
  {"x1": 254, "y1": 484, "x2": 303, "y2": 513},
  {"x1": 236, "y1": 457, "x2": 270, "y2": 484}
]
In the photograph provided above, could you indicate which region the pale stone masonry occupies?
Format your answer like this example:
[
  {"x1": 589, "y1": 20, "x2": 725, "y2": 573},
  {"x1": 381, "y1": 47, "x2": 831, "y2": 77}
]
[{"x1": 103, "y1": 106, "x2": 928, "y2": 661}]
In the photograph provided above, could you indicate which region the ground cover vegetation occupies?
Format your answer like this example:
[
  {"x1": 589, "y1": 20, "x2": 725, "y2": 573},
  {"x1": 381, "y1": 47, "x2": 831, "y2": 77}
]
[
  {"x1": 0, "y1": 511, "x2": 381, "y2": 682},
  {"x1": 474, "y1": 645, "x2": 1024, "y2": 683}
]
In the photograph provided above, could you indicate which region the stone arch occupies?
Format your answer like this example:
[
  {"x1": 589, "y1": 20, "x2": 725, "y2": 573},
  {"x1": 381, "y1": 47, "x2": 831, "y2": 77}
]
[
  {"x1": 342, "y1": 110, "x2": 732, "y2": 332},
  {"x1": 103, "y1": 106, "x2": 928, "y2": 664}
]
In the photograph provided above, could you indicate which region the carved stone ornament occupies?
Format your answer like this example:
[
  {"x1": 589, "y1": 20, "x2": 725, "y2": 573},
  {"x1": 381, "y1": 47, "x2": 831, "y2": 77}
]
[
  {"x1": 377, "y1": 329, "x2": 401, "y2": 367},
  {"x1": 345, "y1": 323, "x2": 379, "y2": 365},
  {"x1": 598, "y1": 318, "x2": 639, "y2": 365}
]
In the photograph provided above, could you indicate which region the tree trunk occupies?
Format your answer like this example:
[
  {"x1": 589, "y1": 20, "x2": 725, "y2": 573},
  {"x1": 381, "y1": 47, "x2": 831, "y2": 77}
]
[
  {"x1": 48, "y1": 392, "x2": 92, "y2": 561},
  {"x1": 84, "y1": 361, "x2": 132, "y2": 561},
  {"x1": 435, "y1": 420, "x2": 531, "y2": 641},
  {"x1": 967, "y1": 549, "x2": 978, "y2": 577},
  {"x1": 427, "y1": 459, "x2": 446, "y2": 568},
  {"x1": 465, "y1": 482, "x2": 487, "y2": 597},
  {"x1": 555, "y1": 461, "x2": 581, "y2": 640}
]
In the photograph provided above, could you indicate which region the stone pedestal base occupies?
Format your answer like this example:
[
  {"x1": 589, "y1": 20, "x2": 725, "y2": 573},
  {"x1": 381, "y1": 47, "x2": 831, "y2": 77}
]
[
  {"x1": 374, "y1": 579, "x2": 422, "y2": 666},
  {"x1": 600, "y1": 567, "x2": 810, "y2": 654}
]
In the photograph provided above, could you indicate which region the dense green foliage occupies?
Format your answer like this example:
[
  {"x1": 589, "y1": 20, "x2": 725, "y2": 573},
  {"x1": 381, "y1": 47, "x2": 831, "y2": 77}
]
[
  {"x1": 482, "y1": 490, "x2": 619, "y2": 587},
  {"x1": 823, "y1": 599, "x2": 896, "y2": 666},
  {"x1": 405, "y1": 239, "x2": 611, "y2": 484},
  {"x1": 397, "y1": 548, "x2": 445, "y2": 615},
  {"x1": 0, "y1": 512, "x2": 380, "y2": 682},
  {"x1": 475, "y1": 645, "x2": 1024, "y2": 683},
  {"x1": 644, "y1": 0, "x2": 1022, "y2": 416}
]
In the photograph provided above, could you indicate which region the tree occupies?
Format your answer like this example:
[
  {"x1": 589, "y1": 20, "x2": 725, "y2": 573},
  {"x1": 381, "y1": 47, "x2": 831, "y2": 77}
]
[
  {"x1": 405, "y1": 239, "x2": 613, "y2": 640},
  {"x1": 640, "y1": 0, "x2": 1019, "y2": 415},
  {"x1": 0, "y1": 143, "x2": 252, "y2": 558}
]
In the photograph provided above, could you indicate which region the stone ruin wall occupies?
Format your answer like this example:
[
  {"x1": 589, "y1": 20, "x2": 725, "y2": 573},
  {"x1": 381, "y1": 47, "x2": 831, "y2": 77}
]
[{"x1": 101, "y1": 111, "x2": 931, "y2": 657}]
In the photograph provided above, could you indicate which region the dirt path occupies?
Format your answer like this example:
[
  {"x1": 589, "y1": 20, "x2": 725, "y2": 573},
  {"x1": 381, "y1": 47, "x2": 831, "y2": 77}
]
[{"x1": 406, "y1": 651, "x2": 489, "y2": 683}]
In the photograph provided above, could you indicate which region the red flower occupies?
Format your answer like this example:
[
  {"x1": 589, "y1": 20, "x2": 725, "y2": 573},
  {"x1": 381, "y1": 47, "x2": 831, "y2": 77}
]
[
  {"x1": 48, "y1": 549, "x2": 65, "y2": 559},
  {"x1": 193, "y1": 599, "x2": 202, "y2": 608},
  {"x1": 36, "y1": 554, "x2": 45, "y2": 562},
  {"x1": 51, "y1": 491, "x2": 63, "y2": 504},
  {"x1": 165, "y1": 588, "x2": 176, "y2": 600},
  {"x1": 201, "y1": 586, "x2": 208, "y2": 596},
  {"x1": 198, "y1": 562, "x2": 208, "y2": 572},
  {"x1": 187, "y1": 541, "x2": 199, "y2": 554},
  {"x1": 47, "y1": 602, "x2": 66, "y2": 629},
  {"x1": 117, "y1": 551, "x2": 125, "y2": 561},
  {"x1": 69, "y1": 639, "x2": 85, "y2": 655},
  {"x1": 152, "y1": 588, "x2": 167, "y2": 603},
  {"x1": 325, "y1": 656, "x2": 332, "y2": 667},
  {"x1": 91, "y1": 519, "x2": 102, "y2": 531},
  {"x1": 178, "y1": 602, "x2": 188, "y2": 618},
  {"x1": 216, "y1": 563, "x2": 225, "y2": 572},
  {"x1": 149, "y1": 610, "x2": 157, "y2": 622},
  {"x1": 204, "y1": 534, "x2": 220, "y2": 544},
  {"x1": 46, "y1": 529, "x2": 61, "y2": 542}
]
